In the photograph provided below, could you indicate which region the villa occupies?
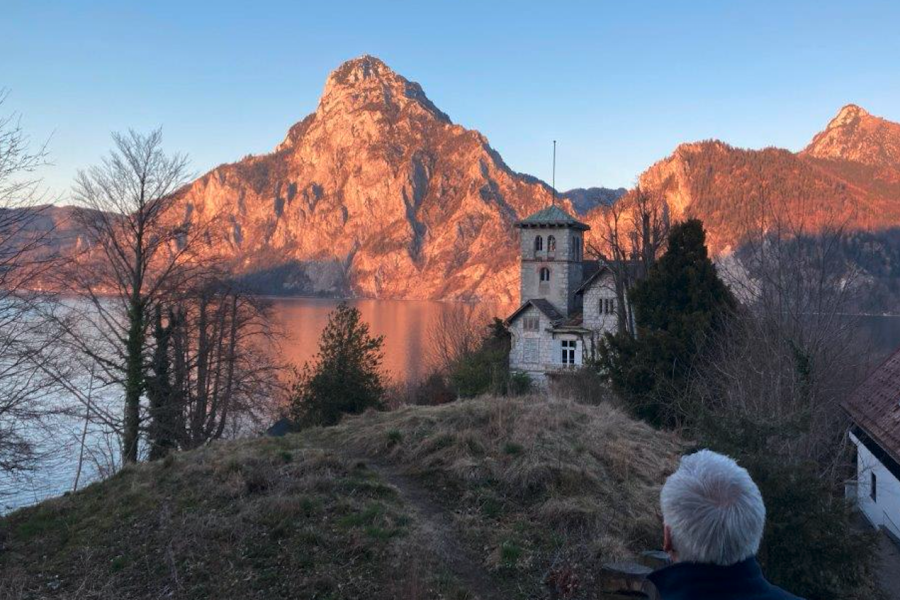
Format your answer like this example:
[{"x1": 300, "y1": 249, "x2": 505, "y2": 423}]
[{"x1": 505, "y1": 205, "x2": 633, "y2": 384}]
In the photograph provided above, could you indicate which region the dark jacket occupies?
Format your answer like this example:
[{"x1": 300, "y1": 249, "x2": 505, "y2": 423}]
[{"x1": 647, "y1": 557, "x2": 804, "y2": 600}]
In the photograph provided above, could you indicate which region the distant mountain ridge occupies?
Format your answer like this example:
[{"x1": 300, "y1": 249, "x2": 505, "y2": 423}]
[
  {"x1": 605, "y1": 105, "x2": 900, "y2": 254},
  {"x1": 25, "y1": 57, "x2": 900, "y2": 307},
  {"x1": 802, "y1": 104, "x2": 900, "y2": 169},
  {"x1": 563, "y1": 187, "x2": 627, "y2": 215}
]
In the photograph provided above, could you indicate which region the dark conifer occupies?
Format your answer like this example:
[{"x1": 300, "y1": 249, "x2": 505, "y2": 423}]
[{"x1": 600, "y1": 219, "x2": 735, "y2": 426}]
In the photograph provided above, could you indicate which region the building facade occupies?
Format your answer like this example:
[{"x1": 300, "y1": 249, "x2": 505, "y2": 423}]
[
  {"x1": 505, "y1": 206, "x2": 631, "y2": 384},
  {"x1": 843, "y1": 348, "x2": 900, "y2": 542}
]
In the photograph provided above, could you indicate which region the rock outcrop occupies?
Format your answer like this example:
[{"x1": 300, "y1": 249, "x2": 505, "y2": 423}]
[{"x1": 802, "y1": 104, "x2": 900, "y2": 169}]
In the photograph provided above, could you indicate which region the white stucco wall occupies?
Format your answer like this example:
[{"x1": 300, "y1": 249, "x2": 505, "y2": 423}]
[
  {"x1": 582, "y1": 271, "x2": 622, "y2": 333},
  {"x1": 508, "y1": 306, "x2": 583, "y2": 385},
  {"x1": 849, "y1": 430, "x2": 900, "y2": 539}
]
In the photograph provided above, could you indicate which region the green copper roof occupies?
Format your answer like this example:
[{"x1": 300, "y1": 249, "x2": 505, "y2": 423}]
[{"x1": 516, "y1": 205, "x2": 590, "y2": 230}]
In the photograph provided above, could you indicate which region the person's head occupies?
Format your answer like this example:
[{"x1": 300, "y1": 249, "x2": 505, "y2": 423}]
[{"x1": 660, "y1": 450, "x2": 765, "y2": 566}]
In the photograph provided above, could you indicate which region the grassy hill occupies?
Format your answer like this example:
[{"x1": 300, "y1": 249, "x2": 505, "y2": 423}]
[{"x1": 0, "y1": 396, "x2": 684, "y2": 599}]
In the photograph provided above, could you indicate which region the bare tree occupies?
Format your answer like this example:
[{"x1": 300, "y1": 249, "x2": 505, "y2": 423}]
[
  {"x1": 691, "y1": 197, "x2": 868, "y2": 477},
  {"x1": 62, "y1": 128, "x2": 202, "y2": 463},
  {"x1": 426, "y1": 303, "x2": 491, "y2": 373},
  {"x1": 0, "y1": 90, "x2": 62, "y2": 476},
  {"x1": 588, "y1": 186, "x2": 670, "y2": 335},
  {"x1": 157, "y1": 279, "x2": 284, "y2": 453}
]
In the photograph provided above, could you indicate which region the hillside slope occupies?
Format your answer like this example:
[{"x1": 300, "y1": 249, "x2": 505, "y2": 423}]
[{"x1": 0, "y1": 396, "x2": 683, "y2": 599}]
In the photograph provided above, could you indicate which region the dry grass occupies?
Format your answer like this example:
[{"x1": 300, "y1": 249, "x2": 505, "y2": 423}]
[
  {"x1": 0, "y1": 394, "x2": 686, "y2": 599},
  {"x1": 313, "y1": 394, "x2": 686, "y2": 596},
  {"x1": 0, "y1": 439, "x2": 446, "y2": 599}
]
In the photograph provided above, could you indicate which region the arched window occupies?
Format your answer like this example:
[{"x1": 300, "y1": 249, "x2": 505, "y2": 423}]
[
  {"x1": 534, "y1": 235, "x2": 544, "y2": 253},
  {"x1": 539, "y1": 267, "x2": 551, "y2": 282},
  {"x1": 547, "y1": 235, "x2": 556, "y2": 252}
]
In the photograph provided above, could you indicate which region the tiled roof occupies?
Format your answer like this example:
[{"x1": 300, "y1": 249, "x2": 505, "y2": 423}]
[
  {"x1": 843, "y1": 346, "x2": 900, "y2": 462},
  {"x1": 516, "y1": 205, "x2": 590, "y2": 230},
  {"x1": 575, "y1": 259, "x2": 642, "y2": 294},
  {"x1": 529, "y1": 299, "x2": 563, "y2": 322},
  {"x1": 504, "y1": 298, "x2": 564, "y2": 326}
]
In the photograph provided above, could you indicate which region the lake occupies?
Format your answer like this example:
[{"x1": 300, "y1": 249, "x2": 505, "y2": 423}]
[
  {"x1": 271, "y1": 298, "x2": 513, "y2": 382},
  {"x1": 2, "y1": 301, "x2": 900, "y2": 515}
]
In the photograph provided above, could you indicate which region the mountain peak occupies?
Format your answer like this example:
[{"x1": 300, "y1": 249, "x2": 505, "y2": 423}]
[
  {"x1": 803, "y1": 104, "x2": 900, "y2": 168},
  {"x1": 317, "y1": 55, "x2": 451, "y2": 123},
  {"x1": 325, "y1": 55, "x2": 394, "y2": 89},
  {"x1": 826, "y1": 104, "x2": 871, "y2": 130}
]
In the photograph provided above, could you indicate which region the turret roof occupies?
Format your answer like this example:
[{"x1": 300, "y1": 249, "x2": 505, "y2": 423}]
[{"x1": 516, "y1": 205, "x2": 590, "y2": 230}]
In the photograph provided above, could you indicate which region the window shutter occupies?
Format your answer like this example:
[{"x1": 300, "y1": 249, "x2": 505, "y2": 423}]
[{"x1": 575, "y1": 341, "x2": 583, "y2": 365}]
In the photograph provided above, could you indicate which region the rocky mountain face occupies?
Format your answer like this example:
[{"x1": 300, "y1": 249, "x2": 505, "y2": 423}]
[
  {"x1": 587, "y1": 104, "x2": 900, "y2": 311},
  {"x1": 802, "y1": 104, "x2": 900, "y2": 169},
  {"x1": 175, "y1": 55, "x2": 573, "y2": 302}
]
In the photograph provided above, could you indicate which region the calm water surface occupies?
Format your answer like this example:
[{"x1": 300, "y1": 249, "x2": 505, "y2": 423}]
[{"x1": 271, "y1": 298, "x2": 513, "y2": 382}]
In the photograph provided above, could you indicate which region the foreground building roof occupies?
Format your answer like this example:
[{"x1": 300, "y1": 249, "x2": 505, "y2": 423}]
[{"x1": 843, "y1": 346, "x2": 900, "y2": 464}]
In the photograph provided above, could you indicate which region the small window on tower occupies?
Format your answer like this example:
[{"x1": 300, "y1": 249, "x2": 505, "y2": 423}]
[
  {"x1": 547, "y1": 235, "x2": 556, "y2": 252},
  {"x1": 534, "y1": 236, "x2": 544, "y2": 253},
  {"x1": 539, "y1": 267, "x2": 551, "y2": 282}
]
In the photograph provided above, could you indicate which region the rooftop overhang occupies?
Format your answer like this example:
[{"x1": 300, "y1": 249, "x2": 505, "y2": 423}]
[{"x1": 514, "y1": 221, "x2": 590, "y2": 231}]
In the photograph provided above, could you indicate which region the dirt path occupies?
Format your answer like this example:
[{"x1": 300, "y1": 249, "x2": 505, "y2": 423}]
[{"x1": 359, "y1": 459, "x2": 504, "y2": 600}]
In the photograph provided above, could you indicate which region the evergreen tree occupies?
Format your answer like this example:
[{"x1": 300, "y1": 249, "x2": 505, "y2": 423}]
[
  {"x1": 599, "y1": 219, "x2": 735, "y2": 427},
  {"x1": 290, "y1": 303, "x2": 386, "y2": 427}
]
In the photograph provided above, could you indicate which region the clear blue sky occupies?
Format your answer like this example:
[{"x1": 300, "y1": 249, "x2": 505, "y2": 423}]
[{"x1": 4, "y1": 0, "x2": 899, "y2": 200}]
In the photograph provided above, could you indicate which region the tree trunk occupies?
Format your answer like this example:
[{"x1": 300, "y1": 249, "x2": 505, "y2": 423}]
[{"x1": 122, "y1": 297, "x2": 144, "y2": 463}]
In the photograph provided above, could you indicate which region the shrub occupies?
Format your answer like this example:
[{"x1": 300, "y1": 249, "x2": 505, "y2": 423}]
[
  {"x1": 699, "y1": 413, "x2": 880, "y2": 600},
  {"x1": 548, "y1": 368, "x2": 612, "y2": 406},
  {"x1": 446, "y1": 318, "x2": 511, "y2": 398},
  {"x1": 752, "y1": 459, "x2": 878, "y2": 600},
  {"x1": 290, "y1": 303, "x2": 386, "y2": 427},
  {"x1": 507, "y1": 371, "x2": 533, "y2": 396},
  {"x1": 412, "y1": 371, "x2": 456, "y2": 405}
]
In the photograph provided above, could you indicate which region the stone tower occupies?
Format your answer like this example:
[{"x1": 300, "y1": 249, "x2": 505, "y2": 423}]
[{"x1": 515, "y1": 205, "x2": 590, "y2": 317}]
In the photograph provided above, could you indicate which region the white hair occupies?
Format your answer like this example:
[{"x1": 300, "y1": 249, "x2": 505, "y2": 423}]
[{"x1": 660, "y1": 450, "x2": 765, "y2": 566}]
